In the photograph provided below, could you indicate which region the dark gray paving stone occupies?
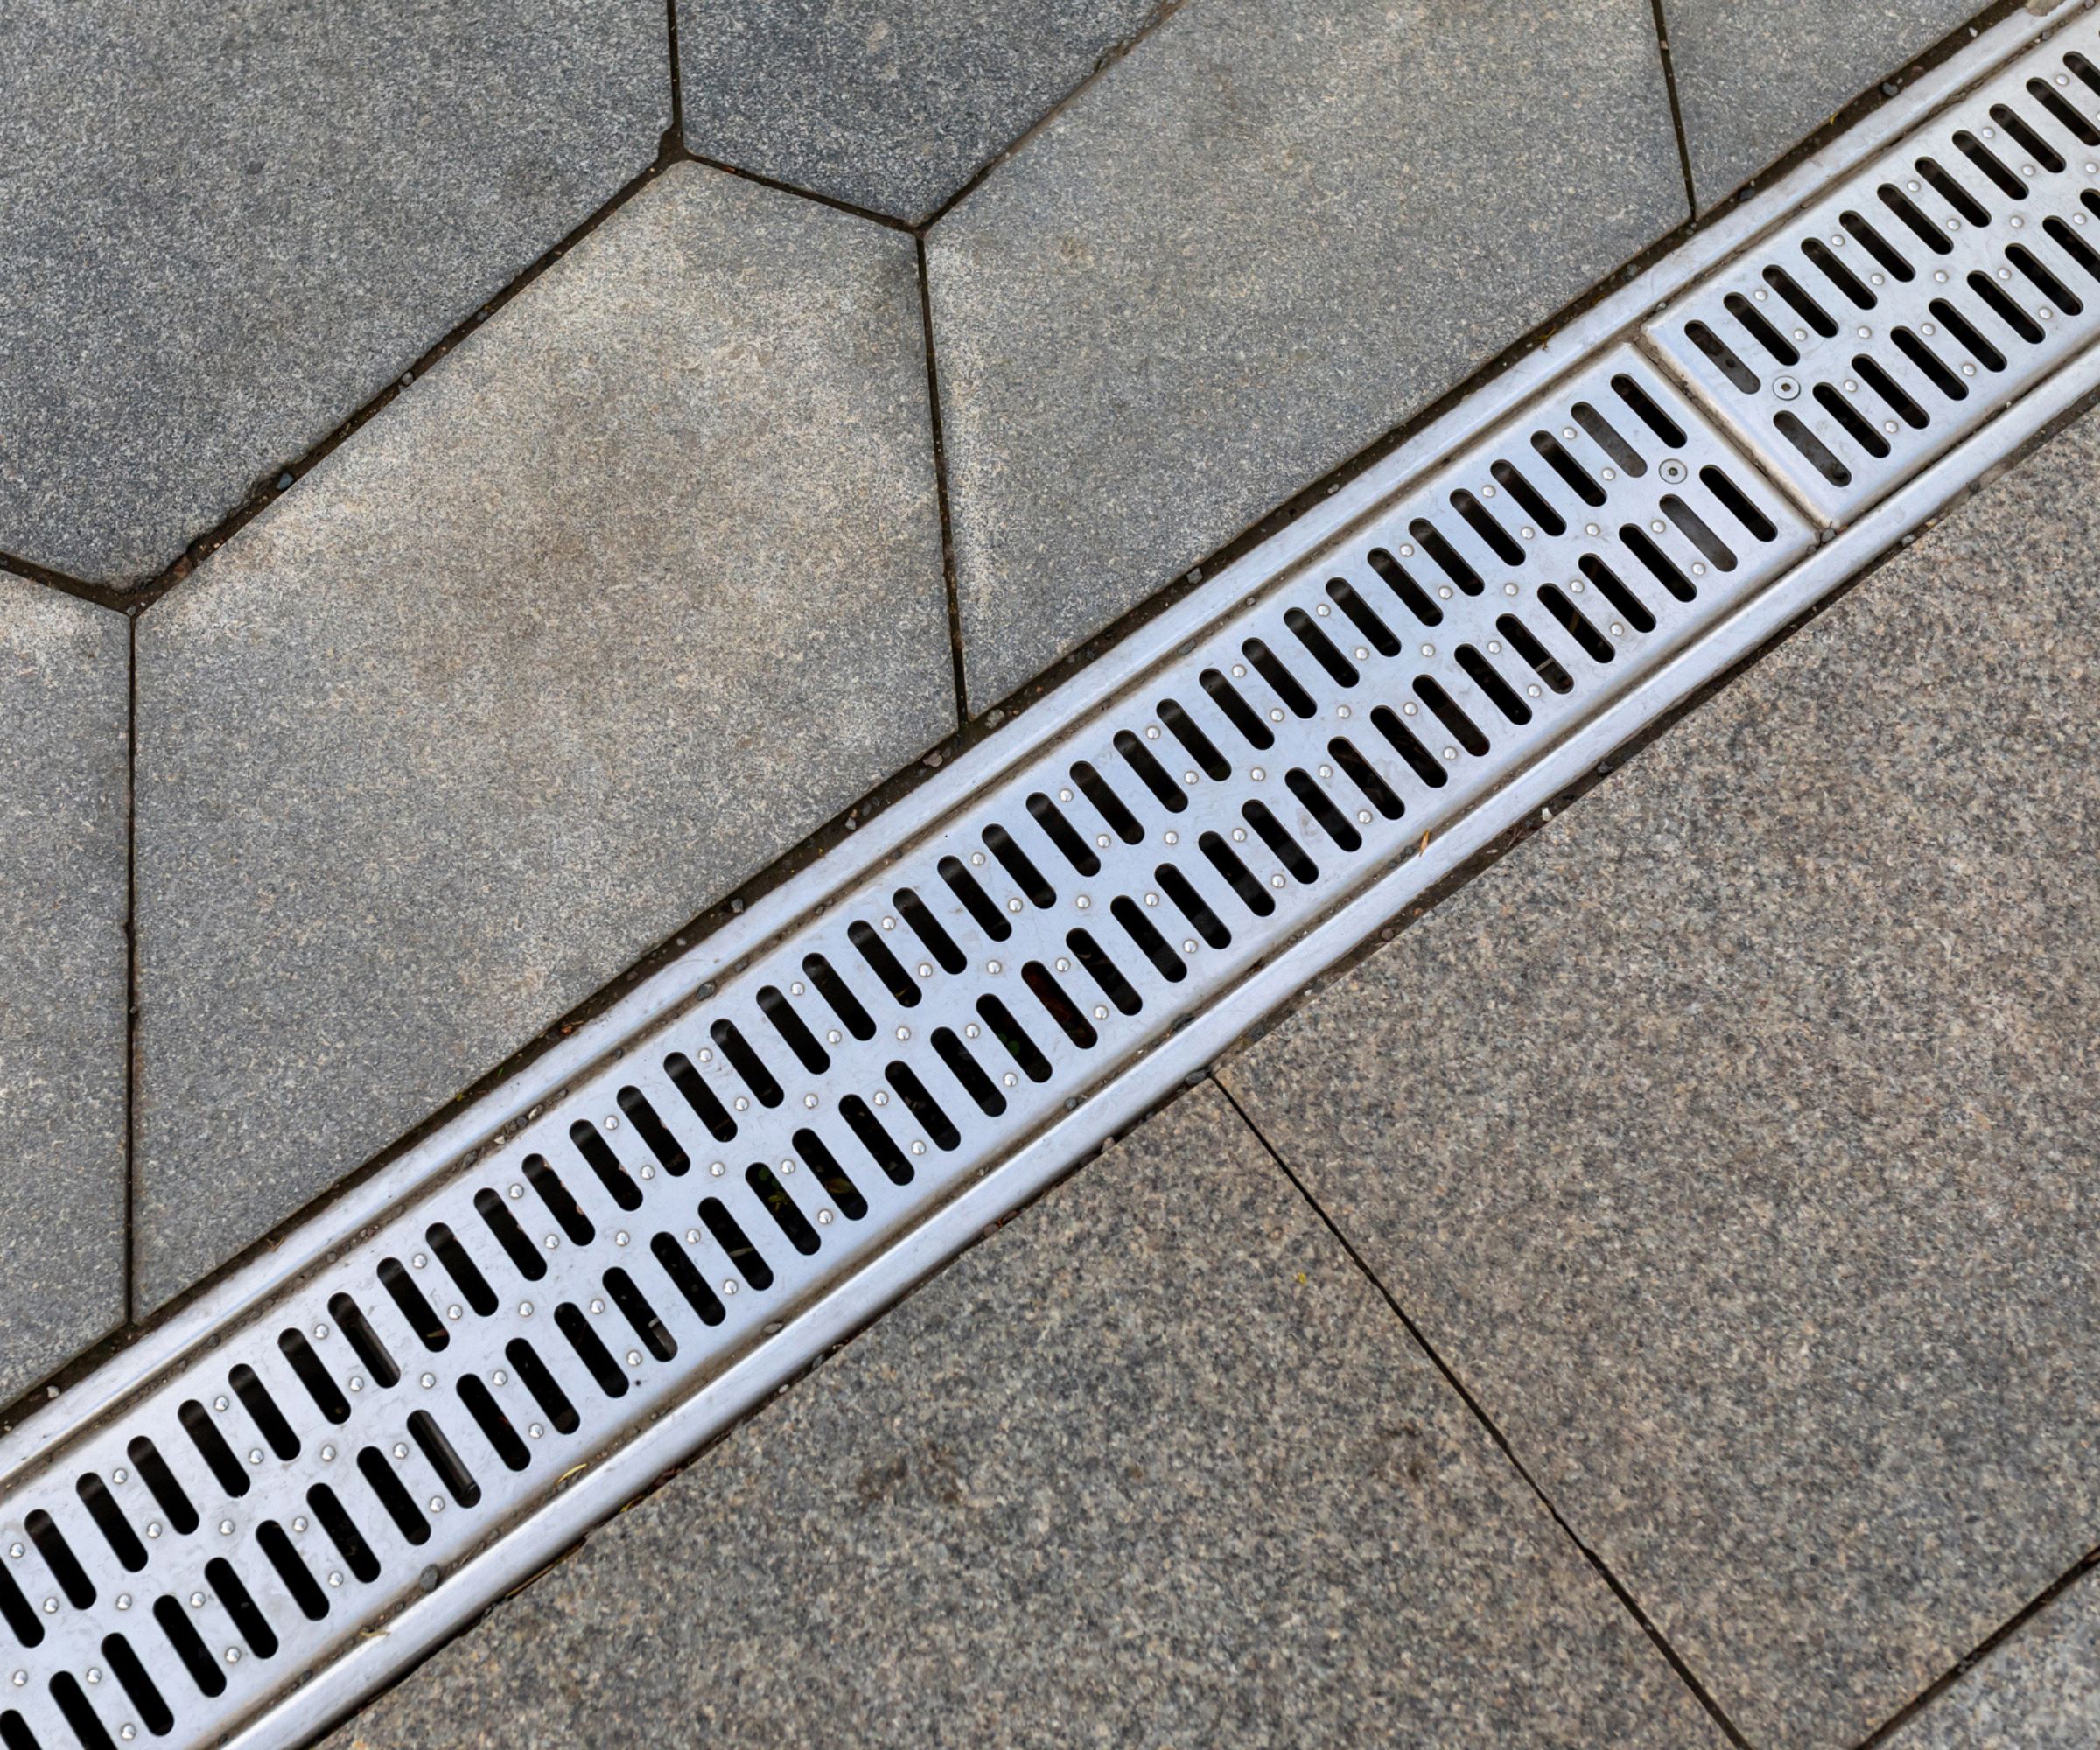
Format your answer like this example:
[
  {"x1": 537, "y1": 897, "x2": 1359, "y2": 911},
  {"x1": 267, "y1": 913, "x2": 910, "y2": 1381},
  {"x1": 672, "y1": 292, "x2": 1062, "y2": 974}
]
[
  {"x1": 1662, "y1": 0, "x2": 1981, "y2": 209},
  {"x1": 134, "y1": 162, "x2": 952, "y2": 1311},
  {"x1": 0, "y1": 579, "x2": 128, "y2": 1404},
  {"x1": 1892, "y1": 1568, "x2": 2100, "y2": 1748},
  {"x1": 325, "y1": 1084, "x2": 1721, "y2": 1750},
  {"x1": 927, "y1": 0, "x2": 1685, "y2": 714},
  {"x1": 1219, "y1": 406, "x2": 2100, "y2": 1747},
  {"x1": 676, "y1": 0, "x2": 1164, "y2": 224},
  {"x1": 0, "y1": 0, "x2": 668, "y2": 586}
]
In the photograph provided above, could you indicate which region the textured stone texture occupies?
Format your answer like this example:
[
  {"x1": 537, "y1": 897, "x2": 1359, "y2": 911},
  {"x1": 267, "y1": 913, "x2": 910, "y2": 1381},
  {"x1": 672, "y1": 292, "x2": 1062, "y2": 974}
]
[
  {"x1": 677, "y1": 0, "x2": 1164, "y2": 223},
  {"x1": 928, "y1": 0, "x2": 1685, "y2": 712},
  {"x1": 1893, "y1": 1569, "x2": 2100, "y2": 1748},
  {"x1": 0, "y1": 580, "x2": 129, "y2": 1404},
  {"x1": 135, "y1": 163, "x2": 952, "y2": 1310},
  {"x1": 1662, "y1": 0, "x2": 1981, "y2": 209},
  {"x1": 326, "y1": 1084, "x2": 1720, "y2": 1750},
  {"x1": 0, "y1": 0, "x2": 668, "y2": 585},
  {"x1": 1220, "y1": 406, "x2": 2100, "y2": 1747}
]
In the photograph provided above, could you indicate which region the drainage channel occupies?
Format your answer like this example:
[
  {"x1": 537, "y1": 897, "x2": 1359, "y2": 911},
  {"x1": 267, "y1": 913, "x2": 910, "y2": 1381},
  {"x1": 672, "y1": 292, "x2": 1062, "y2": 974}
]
[{"x1": 7, "y1": 9, "x2": 2100, "y2": 1747}]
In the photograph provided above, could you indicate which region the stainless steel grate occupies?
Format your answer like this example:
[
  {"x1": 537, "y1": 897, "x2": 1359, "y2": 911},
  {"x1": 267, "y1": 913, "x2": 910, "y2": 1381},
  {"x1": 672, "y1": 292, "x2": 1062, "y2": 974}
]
[
  {"x1": 0, "y1": 350, "x2": 1810, "y2": 1750},
  {"x1": 4, "y1": 8, "x2": 2097, "y2": 1747},
  {"x1": 1647, "y1": 11, "x2": 2100, "y2": 522}
]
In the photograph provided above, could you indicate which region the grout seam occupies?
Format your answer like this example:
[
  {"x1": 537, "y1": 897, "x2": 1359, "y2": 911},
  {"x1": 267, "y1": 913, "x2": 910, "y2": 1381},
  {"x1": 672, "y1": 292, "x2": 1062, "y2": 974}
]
[
  {"x1": 122, "y1": 609, "x2": 138, "y2": 1329},
  {"x1": 1852, "y1": 1545, "x2": 2100, "y2": 1746},
  {"x1": 916, "y1": 234, "x2": 973, "y2": 729},
  {"x1": 1209, "y1": 1074, "x2": 1755, "y2": 1750},
  {"x1": 1644, "y1": 0, "x2": 1702, "y2": 219}
]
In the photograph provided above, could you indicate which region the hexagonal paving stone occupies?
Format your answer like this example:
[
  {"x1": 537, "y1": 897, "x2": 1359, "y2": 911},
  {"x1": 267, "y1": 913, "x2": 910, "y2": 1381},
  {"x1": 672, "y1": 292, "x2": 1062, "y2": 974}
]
[
  {"x1": 134, "y1": 162, "x2": 954, "y2": 1311},
  {"x1": 0, "y1": 0, "x2": 668, "y2": 585},
  {"x1": 0, "y1": 578, "x2": 128, "y2": 1404},
  {"x1": 1662, "y1": 0, "x2": 1982, "y2": 210},
  {"x1": 676, "y1": 0, "x2": 1164, "y2": 223},
  {"x1": 927, "y1": 0, "x2": 1687, "y2": 712}
]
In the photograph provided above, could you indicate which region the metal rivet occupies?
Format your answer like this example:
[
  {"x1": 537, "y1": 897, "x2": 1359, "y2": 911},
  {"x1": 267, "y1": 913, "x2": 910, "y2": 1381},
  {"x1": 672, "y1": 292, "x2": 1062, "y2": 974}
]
[
  {"x1": 880, "y1": 915, "x2": 895, "y2": 930},
  {"x1": 1420, "y1": 643, "x2": 1434, "y2": 657},
  {"x1": 1184, "y1": 940, "x2": 1198, "y2": 954},
  {"x1": 911, "y1": 1139, "x2": 928, "y2": 1155},
  {"x1": 590, "y1": 1299, "x2": 605, "y2": 1316},
  {"x1": 723, "y1": 1281, "x2": 738, "y2": 1296},
  {"x1": 225, "y1": 1648, "x2": 241, "y2": 1664},
  {"x1": 320, "y1": 1446, "x2": 336, "y2": 1463},
  {"x1": 393, "y1": 1443, "x2": 409, "y2": 1460},
  {"x1": 710, "y1": 1161, "x2": 726, "y2": 1176},
  {"x1": 508, "y1": 1184, "x2": 522, "y2": 1200},
  {"x1": 817, "y1": 1209, "x2": 834, "y2": 1225},
  {"x1": 1092, "y1": 1005, "x2": 1108, "y2": 1021},
  {"x1": 964, "y1": 1022, "x2": 981, "y2": 1039},
  {"x1": 986, "y1": 959, "x2": 1003, "y2": 974},
  {"x1": 626, "y1": 1352, "x2": 641, "y2": 1368},
  {"x1": 733, "y1": 1096, "x2": 749, "y2": 1111},
  {"x1": 519, "y1": 1302, "x2": 534, "y2": 1318},
  {"x1": 214, "y1": 1396, "x2": 228, "y2": 1412},
  {"x1": 292, "y1": 1517, "x2": 308, "y2": 1534},
  {"x1": 873, "y1": 1090, "x2": 889, "y2": 1107},
  {"x1": 328, "y1": 1572, "x2": 343, "y2": 1587},
  {"x1": 411, "y1": 1252, "x2": 427, "y2": 1270},
  {"x1": 420, "y1": 1371, "x2": 436, "y2": 1389},
  {"x1": 1270, "y1": 873, "x2": 1286, "y2": 888},
  {"x1": 349, "y1": 1375, "x2": 365, "y2": 1391},
  {"x1": 528, "y1": 1424, "x2": 544, "y2": 1440},
  {"x1": 686, "y1": 1228, "x2": 701, "y2": 1244},
  {"x1": 1004, "y1": 1072, "x2": 1018, "y2": 1087},
  {"x1": 543, "y1": 1234, "x2": 558, "y2": 1250},
  {"x1": 189, "y1": 1593, "x2": 204, "y2": 1609},
  {"x1": 615, "y1": 1230, "x2": 630, "y2": 1247},
  {"x1": 248, "y1": 1449, "x2": 262, "y2": 1466},
  {"x1": 146, "y1": 1523, "x2": 161, "y2": 1539},
  {"x1": 40, "y1": 1600, "x2": 55, "y2": 1615},
  {"x1": 1075, "y1": 894, "x2": 1091, "y2": 909}
]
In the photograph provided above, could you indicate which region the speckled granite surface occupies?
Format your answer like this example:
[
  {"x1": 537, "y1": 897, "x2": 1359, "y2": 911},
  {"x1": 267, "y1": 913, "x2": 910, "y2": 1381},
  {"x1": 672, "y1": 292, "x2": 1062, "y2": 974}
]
[
  {"x1": 1892, "y1": 1565, "x2": 2100, "y2": 1747},
  {"x1": 325, "y1": 1085, "x2": 1721, "y2": 1749},
  {"x1": 1220, "y1": 405, "x2": 2100, "y2": 1746},
  {"x1": 134, "y1": 161, "x2": 951, "y2": 1311}
]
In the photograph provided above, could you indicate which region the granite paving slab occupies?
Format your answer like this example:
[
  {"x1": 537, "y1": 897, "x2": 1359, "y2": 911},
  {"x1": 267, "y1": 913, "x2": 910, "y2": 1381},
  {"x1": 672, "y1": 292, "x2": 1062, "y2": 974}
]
[
  {"x1": 676, "y1": 0, "x2": 1164, "y2": 223},
  {"x1": 1662, "y1": 0, "x2": 1981, "y2": 209},
  {"x1": 324, "y1": 1083, "x2": 1722, "y2": 1750},
  {"x1": 1219, "y1": 404, "x2": 2100, "y2": 1746},
  {"x1": 134, "y1": 161, "x2": 953, "y2": 1311},
  {"x1": 0, "y1": 580, "x2": 129, "y2": 1404},
  {"x1": 926, "y1": 0, "x2": 1685, "y2": 713},
  {"x1": 1891, "y1": 1568, "x2": 2100, "y2": 1748},
  {"x1": 0, "y1": 0, "x2": 668, "y2": 585}
]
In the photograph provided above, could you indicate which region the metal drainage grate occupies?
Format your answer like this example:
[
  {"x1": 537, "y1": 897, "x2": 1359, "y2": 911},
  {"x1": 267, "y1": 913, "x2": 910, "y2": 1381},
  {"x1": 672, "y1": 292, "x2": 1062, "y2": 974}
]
[
  {"x1": 3, "y1": 9, "x2": 2097, "y2": 1748},
  {"x1": 0, "y1": 349, "x2": 1810, "y2": 1750},
  {"x1": 1648, "y1": 12, "x2": 2100, "y2": 522}
]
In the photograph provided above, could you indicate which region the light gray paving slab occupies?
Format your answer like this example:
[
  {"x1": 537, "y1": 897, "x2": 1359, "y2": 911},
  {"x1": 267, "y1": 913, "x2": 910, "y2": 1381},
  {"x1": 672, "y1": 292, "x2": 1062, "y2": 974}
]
[
  {"x1": 134, "y1": 161, "x2": 953, "y2": 1312},
  {"x1": 0, "y1": 0, "x2": 668, "y2": 586},
  {"x1": 1219, "y1": 405, "x2": 2100, "y2": 1747},
  {"x1": 927, "y1": 0, "x2": 1686, "y2": 713},
  {"x1": 325, "y1": 1083, "x2": 1722, "y2": 1750},
  {"x1": 1891, "y1": 1568, "x2": 2100, "y2": 1749},
  {"x1": 676, "y1": 0, "x2": 1164, "y2": 224},
  {"x1": 0, "y1": 579, "x2": 129, "y2": 1404},
  {"x1": 1662, "y1": 0, "x2": 1981, "y2": 210}
]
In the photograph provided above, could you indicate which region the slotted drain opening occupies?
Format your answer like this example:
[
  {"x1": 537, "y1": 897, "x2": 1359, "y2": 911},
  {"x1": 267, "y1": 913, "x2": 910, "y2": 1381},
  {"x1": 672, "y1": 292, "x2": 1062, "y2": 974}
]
[
  {"x1": 1648, "y1": 14, "x2": 2100, "y2": 522},
  {"x1": 4, "y1": 10, "x2": 2099, "y2": 1747}
]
